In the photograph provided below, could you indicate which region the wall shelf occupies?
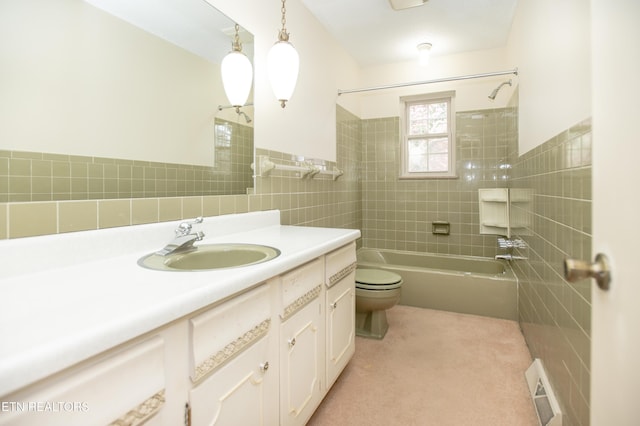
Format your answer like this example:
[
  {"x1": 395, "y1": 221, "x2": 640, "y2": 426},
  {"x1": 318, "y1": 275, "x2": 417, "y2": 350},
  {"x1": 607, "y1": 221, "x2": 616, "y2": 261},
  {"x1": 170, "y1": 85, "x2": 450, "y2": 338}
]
[{"x1": 479, "y1": 188, "x2": 533, "y2": 238}]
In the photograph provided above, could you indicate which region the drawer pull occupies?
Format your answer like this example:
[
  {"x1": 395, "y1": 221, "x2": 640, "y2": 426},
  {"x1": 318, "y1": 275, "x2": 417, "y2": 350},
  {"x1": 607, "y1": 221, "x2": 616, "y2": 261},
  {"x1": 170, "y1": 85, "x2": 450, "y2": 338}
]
[
  {"x1": 193, "y1": 318, "x2": 271, "y2": 383},
  {"x1": 281, "y1": 285, "x2": 322, "y2": 321},
  {"x1": 260, "y1": 361, "x2": 270, "y2": 372},
  {"x1": 329, "y1": 262, "x2": 357, "y2": 286},
  {"x1": 288, "y1": 338, "x2": 296, "y2": 347}
]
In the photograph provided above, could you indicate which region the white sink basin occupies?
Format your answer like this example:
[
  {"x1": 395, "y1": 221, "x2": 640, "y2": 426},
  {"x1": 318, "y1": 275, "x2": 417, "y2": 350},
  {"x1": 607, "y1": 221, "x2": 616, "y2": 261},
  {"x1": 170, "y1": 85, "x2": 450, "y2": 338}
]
[{"x1": 138, "y1": 243, "x2": 281, "y2": 271}]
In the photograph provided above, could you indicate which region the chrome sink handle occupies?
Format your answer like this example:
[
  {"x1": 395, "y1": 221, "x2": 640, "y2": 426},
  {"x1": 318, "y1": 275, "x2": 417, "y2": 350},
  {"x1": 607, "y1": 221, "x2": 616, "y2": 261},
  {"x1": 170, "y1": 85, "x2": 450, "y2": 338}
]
[
  {"x1": 176, "y1": 217, "x2": 203, "y2": 237},
  {"x1": 156, "y1": 218, "x2": 205, "y2": 256}
]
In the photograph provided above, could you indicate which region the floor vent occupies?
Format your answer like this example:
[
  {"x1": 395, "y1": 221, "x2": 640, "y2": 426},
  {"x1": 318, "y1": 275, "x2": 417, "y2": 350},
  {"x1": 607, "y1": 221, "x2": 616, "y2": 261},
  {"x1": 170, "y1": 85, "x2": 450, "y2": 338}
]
[{"x1": 525, "y1": 359, "x2": 562, "y2": 426}]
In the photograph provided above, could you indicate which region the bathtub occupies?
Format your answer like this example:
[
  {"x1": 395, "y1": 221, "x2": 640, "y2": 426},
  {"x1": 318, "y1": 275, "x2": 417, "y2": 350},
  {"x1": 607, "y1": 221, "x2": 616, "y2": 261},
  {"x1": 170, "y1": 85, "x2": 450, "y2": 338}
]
[{"x1": 357, "y1": 248, "x2": 517, "y2": 320}]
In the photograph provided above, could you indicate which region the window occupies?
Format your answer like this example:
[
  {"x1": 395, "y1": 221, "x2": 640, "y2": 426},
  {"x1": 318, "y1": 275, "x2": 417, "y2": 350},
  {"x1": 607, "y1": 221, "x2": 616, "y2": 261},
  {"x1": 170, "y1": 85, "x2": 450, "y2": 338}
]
[{"x1": 400, "y1": 92, "x2": 456, "y2": 179}]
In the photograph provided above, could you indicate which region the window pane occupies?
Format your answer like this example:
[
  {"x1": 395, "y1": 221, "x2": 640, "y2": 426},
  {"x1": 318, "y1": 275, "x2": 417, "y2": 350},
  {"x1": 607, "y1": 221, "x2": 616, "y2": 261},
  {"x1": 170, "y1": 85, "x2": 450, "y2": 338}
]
[
  {"x1": 428, "y1": 154, "x2": 448, "y2": 172},
  {"x1": 408, "y1": 156, "x2": 428, "y2": 172},
  {"x1": 428, "y1": 102, "x2": 447, "y2": 118},
  {"x1": 408, "y1": 139, "x2": 427, "y2": 172},
  {"x1": 408, "y1": 139, "x2": 427, "y2": 154},
  {"x1": 428, "y1": 118, "x2": 447, "y2": 133},
  {"x1": 409, "y1": 102, "x2": 447, "y2": 135},
  {"x1": 428, "y1": 138, "x2": 448, "y2": 154},
  {"x1": 408, "y1": 105, "x2": 428, "y2": 135},
  {"x1": 407, "y1": 138, "x2": 449, "y2": 173}
]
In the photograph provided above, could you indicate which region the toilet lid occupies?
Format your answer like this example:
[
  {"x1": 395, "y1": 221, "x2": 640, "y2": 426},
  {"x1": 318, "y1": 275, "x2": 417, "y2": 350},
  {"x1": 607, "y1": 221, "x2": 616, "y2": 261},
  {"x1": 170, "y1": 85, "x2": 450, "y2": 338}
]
[{"x1": 355, "y1": 269, "x2": 402, "y2": 286}]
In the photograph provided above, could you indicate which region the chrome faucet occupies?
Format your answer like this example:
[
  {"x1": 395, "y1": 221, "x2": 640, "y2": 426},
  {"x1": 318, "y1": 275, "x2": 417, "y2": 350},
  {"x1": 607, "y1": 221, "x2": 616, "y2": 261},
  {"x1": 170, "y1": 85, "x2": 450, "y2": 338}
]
[
  {"x1": 495, "y1": 253, "x2": 527, "y2": 261},
  {"x1": 156, "y1": 217, "x2": 205, "y2": 256}
]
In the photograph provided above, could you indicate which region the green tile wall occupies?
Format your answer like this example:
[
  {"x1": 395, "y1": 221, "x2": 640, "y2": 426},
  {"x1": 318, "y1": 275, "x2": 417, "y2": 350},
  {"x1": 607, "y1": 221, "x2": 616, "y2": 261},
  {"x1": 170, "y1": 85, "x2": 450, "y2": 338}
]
[
  {"x1": 0, "y1": 107, "x2": 361, "y2": 239},
  {"x1": 361, "y1": 108, "x2": 517, "y2": 256},
  {"x1": 510, "y1": 118, "x2": 592, "y2": 426},
  {"x1": 254, "y1": 106, "x2": 362, "y2": 232},
  {"x1": 0, "y1": 118, "x2": 253, "y2": 202},
  {"x1": 0, "y1": 95, "x2": 592, "y2": 426}
]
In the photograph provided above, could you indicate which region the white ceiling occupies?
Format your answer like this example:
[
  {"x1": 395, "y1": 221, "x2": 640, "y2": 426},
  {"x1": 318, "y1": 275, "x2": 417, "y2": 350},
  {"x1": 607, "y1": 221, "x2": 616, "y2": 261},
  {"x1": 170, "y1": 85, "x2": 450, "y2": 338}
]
[
  {"x1": 85, "y1": 0, "x2": 253, "y2": 64},
  {"x1": 301, "y1": 0, "x2": 518, "y2": 67}
]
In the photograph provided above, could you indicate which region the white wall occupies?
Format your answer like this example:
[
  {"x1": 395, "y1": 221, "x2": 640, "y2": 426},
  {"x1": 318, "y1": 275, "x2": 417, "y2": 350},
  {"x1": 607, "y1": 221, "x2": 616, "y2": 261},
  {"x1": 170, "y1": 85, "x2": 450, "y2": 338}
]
[
  {"x1": 4, "y1": 0, "x2": 589, "y2": 163},
  {"x1": 0, "y1": 0, "x2": 229, "y2": 166},
  {"x1": 355, "y1": 47, "x2": 513, "y2": 119},
  {"x1": 506, "y1": 0, "x2": 591, "y2": 154},
  {"x1": 1, "y1": 0, "x2": 359, "y2": 165},
  {"x1": 207, "y1": 0, "x2": 360, "y2": 162},
  {"x1": 355, "y1": 0, "x2": 591, "y2": 155}
]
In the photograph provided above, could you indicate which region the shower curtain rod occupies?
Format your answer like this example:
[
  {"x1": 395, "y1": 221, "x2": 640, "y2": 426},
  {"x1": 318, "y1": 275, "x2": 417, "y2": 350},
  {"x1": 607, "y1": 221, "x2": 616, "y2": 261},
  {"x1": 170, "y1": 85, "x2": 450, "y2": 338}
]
[{"x1": 337, "y1": 68, "x2": 518, "y2": 95}]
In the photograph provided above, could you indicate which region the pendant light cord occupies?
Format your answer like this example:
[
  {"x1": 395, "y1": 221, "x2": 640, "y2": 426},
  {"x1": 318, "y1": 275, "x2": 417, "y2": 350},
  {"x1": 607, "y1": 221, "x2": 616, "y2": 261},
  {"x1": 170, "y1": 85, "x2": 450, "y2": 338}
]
[
  {"x1": 278, "y1": 0, "x2": 290, "y2": 42},
  {"x1": 232, "y1": 23, "x2": 242, "y2": 52}
]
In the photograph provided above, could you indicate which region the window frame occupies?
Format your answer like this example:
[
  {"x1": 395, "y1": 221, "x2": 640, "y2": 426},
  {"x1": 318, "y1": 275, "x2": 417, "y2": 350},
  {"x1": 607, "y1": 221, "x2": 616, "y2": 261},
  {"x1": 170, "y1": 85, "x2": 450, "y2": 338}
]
[{"x1": 399, "y1": 91, "x2": 456, "y2": 179}]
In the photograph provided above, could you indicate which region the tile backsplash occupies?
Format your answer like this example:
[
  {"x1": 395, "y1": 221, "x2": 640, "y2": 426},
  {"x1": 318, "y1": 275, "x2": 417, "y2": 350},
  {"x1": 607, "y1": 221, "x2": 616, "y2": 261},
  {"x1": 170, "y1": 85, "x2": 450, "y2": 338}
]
[
  {"x1": 360, "y1": 108, "x2": 517, "y2": 256},
  {"x1": 0, "y1": 119, "x2": 253, "y2": 202},
  {"x1": 0, "y1": 107, "x2": 361, "y2": 239}
]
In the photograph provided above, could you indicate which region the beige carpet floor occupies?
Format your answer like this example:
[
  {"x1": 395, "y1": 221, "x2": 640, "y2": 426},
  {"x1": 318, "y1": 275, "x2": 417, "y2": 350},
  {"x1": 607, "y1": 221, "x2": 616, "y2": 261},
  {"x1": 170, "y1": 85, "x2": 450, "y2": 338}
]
[{"x1": 307, "y1": 305, "x2": 539, "y2": 426}]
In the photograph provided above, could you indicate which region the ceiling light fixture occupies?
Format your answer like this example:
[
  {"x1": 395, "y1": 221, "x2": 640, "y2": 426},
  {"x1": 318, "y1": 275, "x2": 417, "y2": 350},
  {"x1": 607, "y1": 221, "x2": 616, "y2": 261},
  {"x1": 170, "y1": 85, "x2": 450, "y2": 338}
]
[
  {"x1": 417, "y1": 42, "x2": 432, "y2": 66},
  {"x1": 388, "y1": 0, "x2": 429, "y2": 11},
  {"x1": 267, "y1": 0, "x2": 299, "y2": 108},
  {"x1": 220, "y1": 24, "x2": 253, "y2": 112}
]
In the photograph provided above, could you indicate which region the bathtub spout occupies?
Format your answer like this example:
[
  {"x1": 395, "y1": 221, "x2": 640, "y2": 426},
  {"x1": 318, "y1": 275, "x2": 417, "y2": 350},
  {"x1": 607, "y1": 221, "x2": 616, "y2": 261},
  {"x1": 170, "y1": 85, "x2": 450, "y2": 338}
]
[{"x1": 495, "y1": 254, "x2": 527, "y2": 261}]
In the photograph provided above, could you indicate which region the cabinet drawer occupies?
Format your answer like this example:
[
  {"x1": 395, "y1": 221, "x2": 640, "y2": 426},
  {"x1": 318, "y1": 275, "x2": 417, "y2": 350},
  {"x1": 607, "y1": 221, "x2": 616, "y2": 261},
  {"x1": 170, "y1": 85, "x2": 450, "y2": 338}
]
[
  {"x1": 280, "y1": 259, "x2": 323, "y2": 320},
  {"x1": 189, "y1": 284, "x2": 272, "y2": 383},
  {"x1": 1, "y1": 337, "x2": 165, "y2": 426},
  {"x1": 325, "y1": 242, "x2": 357, "y2": 288}
]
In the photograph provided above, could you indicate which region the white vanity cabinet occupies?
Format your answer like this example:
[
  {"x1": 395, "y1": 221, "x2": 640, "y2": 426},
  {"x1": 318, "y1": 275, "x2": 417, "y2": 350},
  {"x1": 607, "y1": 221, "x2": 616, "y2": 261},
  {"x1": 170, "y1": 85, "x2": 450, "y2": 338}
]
[
  {"x1": 325, "y1": 242, "x2": 357, "y2": 388},
  {"x1": 0, "y1": 235, "x2": 359, "y2": 426},
  {"x1": 187, "y1": 283, "x2": 278, "y2": 426},
  {"x1": 279, "y1": 259, "x2": 325, "y2": 426},
  {"x1": 0, "y1": 334, "x2": 175, "y2": 426}
]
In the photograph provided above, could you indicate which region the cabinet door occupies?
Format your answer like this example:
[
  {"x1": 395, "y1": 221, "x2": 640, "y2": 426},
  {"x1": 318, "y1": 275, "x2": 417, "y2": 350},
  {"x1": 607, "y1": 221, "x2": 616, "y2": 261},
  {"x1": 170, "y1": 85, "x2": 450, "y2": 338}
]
[
  {"x1": 280, "y1": 297, "x2": 324, "y2": 426},
  {"x1": 189, "y1": 336, "x2": 277, "y2": 426},
  {"x1": 326, "y1": 272, "x2": 355, "y2": 387},
  {"x1": 0, "y1": 337, "x2": 166, "y2": 426}
]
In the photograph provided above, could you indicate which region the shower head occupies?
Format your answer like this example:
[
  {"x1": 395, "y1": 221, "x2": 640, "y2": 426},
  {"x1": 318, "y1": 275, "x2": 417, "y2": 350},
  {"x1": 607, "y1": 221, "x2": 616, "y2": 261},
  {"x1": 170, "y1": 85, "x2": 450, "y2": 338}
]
[
  {"x1": 488, "y1": 79, "x2": 512, "y2": 101},
  {"x1": 238, "y1": 111, "x2": 252, "y2": 123}
]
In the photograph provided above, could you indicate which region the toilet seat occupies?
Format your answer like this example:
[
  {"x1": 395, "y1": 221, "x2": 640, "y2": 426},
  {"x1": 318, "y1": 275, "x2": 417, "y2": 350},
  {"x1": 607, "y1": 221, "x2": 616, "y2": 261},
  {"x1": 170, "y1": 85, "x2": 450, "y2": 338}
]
[{"x1": 355, "y1": 269, "x2": 403, "y2": 291}]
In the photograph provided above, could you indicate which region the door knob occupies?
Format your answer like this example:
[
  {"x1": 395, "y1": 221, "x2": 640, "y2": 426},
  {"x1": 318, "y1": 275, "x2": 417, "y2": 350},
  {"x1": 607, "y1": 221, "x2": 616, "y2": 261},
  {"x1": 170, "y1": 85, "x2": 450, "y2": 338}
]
[{"x1": 564, "y1": 253, "x2": 611, "y2": 290}]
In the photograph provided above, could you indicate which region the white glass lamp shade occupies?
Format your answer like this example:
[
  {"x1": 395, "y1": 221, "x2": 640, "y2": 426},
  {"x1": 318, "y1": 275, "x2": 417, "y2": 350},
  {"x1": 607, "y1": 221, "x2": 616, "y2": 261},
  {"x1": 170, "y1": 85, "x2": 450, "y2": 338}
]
[
  {"x1": 267, "y1": 40, "x2": 299, "y2": 107},
  {"x1": 418, "y1": 43, "x2": 432, "y2": 67},
  {"x1": 221, "y1": 50, "x2": 253, "y2": 107}
]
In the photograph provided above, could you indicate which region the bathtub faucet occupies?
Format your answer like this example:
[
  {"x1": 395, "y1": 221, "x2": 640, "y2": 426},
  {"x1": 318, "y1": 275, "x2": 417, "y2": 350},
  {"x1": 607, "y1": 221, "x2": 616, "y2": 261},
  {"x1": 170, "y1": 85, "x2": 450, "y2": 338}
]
[
  {"x1": 495, "y1": 254, "x2": 527, "y2": 261},
  {"x1": 156, "y1": 217, "x2": 205, "y2": 256}
]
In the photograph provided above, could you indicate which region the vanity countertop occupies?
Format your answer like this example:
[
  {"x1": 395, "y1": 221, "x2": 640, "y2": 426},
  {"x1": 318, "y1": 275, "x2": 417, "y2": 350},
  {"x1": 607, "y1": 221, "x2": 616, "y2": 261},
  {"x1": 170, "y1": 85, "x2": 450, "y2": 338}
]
[{"x1": 0, "y1": 210, "x2": 360, "y2": 396}]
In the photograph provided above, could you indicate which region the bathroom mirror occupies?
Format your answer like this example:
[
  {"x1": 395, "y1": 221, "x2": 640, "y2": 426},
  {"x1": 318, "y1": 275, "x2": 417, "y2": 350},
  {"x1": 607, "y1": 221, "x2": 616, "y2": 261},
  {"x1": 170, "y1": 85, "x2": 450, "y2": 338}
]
[{"x1": 0, "y1": 0, "x2": 254, "y2": 202}]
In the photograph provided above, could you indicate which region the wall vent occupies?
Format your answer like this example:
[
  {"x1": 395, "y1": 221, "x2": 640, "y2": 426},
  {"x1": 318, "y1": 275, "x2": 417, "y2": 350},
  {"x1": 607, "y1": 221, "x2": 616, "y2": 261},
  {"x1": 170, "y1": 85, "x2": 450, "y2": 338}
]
[{"x1": 525, "y1": 359, "x2": 562, "y2": 426}]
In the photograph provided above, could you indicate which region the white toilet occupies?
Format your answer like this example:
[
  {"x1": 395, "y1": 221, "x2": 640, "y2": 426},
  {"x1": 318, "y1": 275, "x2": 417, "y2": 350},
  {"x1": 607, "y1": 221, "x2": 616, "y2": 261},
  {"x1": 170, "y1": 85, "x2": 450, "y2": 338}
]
[{"x1": 355, "y1": 268, "x2": 403, "y2": 339}]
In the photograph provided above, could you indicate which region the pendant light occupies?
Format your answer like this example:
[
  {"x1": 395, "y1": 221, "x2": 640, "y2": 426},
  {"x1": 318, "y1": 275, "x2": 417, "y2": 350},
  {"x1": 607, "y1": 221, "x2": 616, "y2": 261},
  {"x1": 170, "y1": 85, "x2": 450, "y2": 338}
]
[
  {"x1": 267, "y1": 0, "x2": 299, "y2": 108},
  {"x1": 221, "y1": 24, "x2": 253, "y2": 112}
]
